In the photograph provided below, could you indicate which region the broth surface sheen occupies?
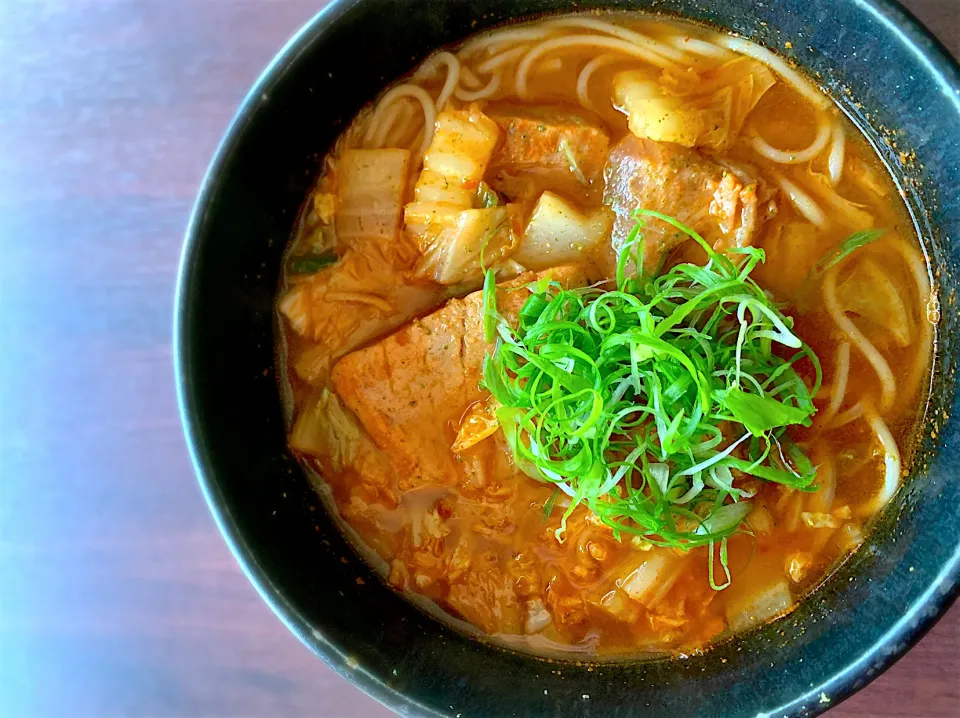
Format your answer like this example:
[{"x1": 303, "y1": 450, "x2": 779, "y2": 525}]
[{"x1": 275, "y1": 13, "x2": 934, "y2": 657}]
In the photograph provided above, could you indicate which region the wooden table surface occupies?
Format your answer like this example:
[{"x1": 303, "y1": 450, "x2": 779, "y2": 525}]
[{"x1": 1, "y1": 1, "x2": 957, "y2": 716}]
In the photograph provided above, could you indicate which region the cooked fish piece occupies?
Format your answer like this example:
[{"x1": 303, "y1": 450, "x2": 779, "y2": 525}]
[
  {"x1": 603, "y1": 135, "x2": 775, "y2": 274},
  {"x1": 331, "y1": 265, "x2": 590, "y2": 492},
  {"x1": 487, "y1": 104, "x2": 610, "y2": 208}
]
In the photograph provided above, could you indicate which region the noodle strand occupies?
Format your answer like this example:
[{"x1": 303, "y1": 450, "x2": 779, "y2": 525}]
[
  {"x1": 750, "y1": 115, "x2": 831, "y2": 164},
  {"x1": 516, "y1": 35, "x2": 681, "y2": 98},
  {"x1": 823, "y1": 264, "x2": 897, "y2": 414},
  {"x1": 363, "y1": 84, "x2": 437, "y2": 157},
  {"x1": 828, "y1": 120, "x2": 846, "y2": 185},
  {"x1": 576, "y1": 54, "x2": 619, "y2": 112},
  {"x1": 818, "y1": 341, "x2": 851, "y2": 429},
  {"x1": 721, "y1": 37, "x2": 830, "y2": 109},
  {"x1": 859, "y1": 403, "x2": 902, "y2": 515},
  {"x1": 774, "y1": 173, "x2": 827, "y2": 227}
]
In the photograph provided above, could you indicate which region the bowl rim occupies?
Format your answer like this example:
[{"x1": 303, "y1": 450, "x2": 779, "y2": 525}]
[{"x1": 174, "y1": 1, "x2": 960, "y2": 716}]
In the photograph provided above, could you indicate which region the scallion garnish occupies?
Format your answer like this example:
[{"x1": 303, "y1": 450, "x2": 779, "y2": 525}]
[
  {"x1": 288, "y1": 252, "x2": 338, "y2": 274},
  {"x1": 481, "y1": 209, "x2": 822, "y2": 588}
]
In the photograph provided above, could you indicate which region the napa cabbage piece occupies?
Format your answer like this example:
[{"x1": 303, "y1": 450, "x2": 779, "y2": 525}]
[
  {"x1": 404, "y1": 107, "x2": 526, "y2": 283},
  {"x1": 614, "y1": 71, "x2": 708, "y2": 147},
  {"x1": 513, "y1": 192, "x2": 614, "y2": 270},
  {"x1": 404, "y1": 107, "x2": 501, "y2": 233},
  {"x1": 336, "y1": 149, "x2": 412, "y2": 249},
  {"x1": 836, "y1": 257, "x2": 912, "y2": 347},
  {"x1": 415, "y1": 205, "x2": 523, "y2": 284},
  {"x1": 617, "y1": 550, "x2": 684, "y2": 607},
  {"x1": 289, "y1": 389, "x2": 361, "y2": 469},
  {"x1": 613, "y1": 57, "x2": 775, "y2": 150}
]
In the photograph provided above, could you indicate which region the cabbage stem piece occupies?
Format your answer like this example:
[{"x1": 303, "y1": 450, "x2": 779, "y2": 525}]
[
  {"x1": 405, "y1": 108, "x2": 519, "y2": 283},
  {"x1": 337, "y1": 149, "x2": 411, "y2": 245}
]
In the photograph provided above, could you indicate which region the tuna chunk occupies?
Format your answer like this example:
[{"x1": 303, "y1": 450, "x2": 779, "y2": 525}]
[
  {"x1": 487, "y1": 105, "x2": 610, "y2": 207},
  {"x1": 331, "y1": 265, "x2": 590, "y2": 492},
  {"x1": 603, "y1": 135, "x2": 774, "y2": 274}
]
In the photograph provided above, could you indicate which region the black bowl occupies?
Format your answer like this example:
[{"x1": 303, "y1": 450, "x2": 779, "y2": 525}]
[{"x1": 175, "y1": 1, "x2": 960, "y2": 716}]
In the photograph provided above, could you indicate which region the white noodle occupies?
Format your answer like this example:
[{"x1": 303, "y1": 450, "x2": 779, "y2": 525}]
[
  {"x1": 373, "y1": 100, "x2": 412, "y2": 148},
  {"x1": 576, "y1": 54, "x2": 618, "y2": 112},
  {"x1": 784, "y1": 492, "x2": 802, "y2": 532},
  {"x1": 425, "y1": 51, "x2": 460, "y2": 111},
  {"x1": 808, "y1": 452, "x2": 836, "y2": 513},
  {"x1": 807, "y1": 174, "x2": 874, "y2": 228},
  {"x1": 819, "y1": 342, "x2": 851, "y2": 429},
  {"x1": 774, "y1": 173, "x2": 827, "y2": 227},
  {"x1": 459, "y1": 27, "x2": 555, "y2": 57},
  {"x1": 475, "y1": 45, "x2": 529, "y2": 74},
  {"x1": 455, "y1": 73, "x2": 501, "y2": 101},
  {"x1": 859, "y1": 403, "x2": 902, "y2": 516},
  {"x1": 516, "y1": 35, "x2": 680, "y2": 98},
  {"x1": 459, "y1": 65, "x2": 482, "y2": 89},
  {"x1": 721, "y1": 36, "x2": 830, "y2": 109},
  {"x1": 362, "y1": 84, "x2": 436, "y2": 158},
  {"x1": 830, "y1": 400, "x2": 865, "y2": 429},
  {"x1": 383, "y1": 102, "x2": 417, "y2": 148},
  {"x1": 824, "y1": 264, "x2": 897, "y2": 414},
  {"x1": 750, "y1": 115, "x2": 831, "y2": 164},
  {"x1": 828, "y1": 120, "x2": 846, "y2": 185},
  {"x1": 666, "y1": 34, "x2": 735, "y2": 60},
  {"x1": 888, "y1": 239, "x2": 936, "y2": 411},
  {"x1": 542, "y1": 16, "x2": 689, "y2": 63}
]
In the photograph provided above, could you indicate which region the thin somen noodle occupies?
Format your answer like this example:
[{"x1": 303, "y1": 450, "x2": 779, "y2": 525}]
[
  {"x1": 665, "y1": 34, "x2": 734, "y2": 60},
  {"x1": 459, "y1": 26, "x2": 557, "y2": 57},
  {"x1": 542, "y1": 16, "x2": 690, "y2": 63},
  {"x1": 861, "y1": 403, "x2": 902, "y2": 515},
  {"x1": 807, "y1": 447, "x2": 837, "y2": 513},
  {"x1": 517, "y1": 35, "x2": 682, "y2": 97},
  {"x1": 818, "y1": 341, "x2": 851, "y2": 429},
  {"x1": 577, "y1": 54, "x2": 619, "y2": 112},
  {"x1": 363, "y1": 83, "x2": 436, "y2": 156},
  {"x1": 720, "y1": 36, "x2": 830, "y2": 109},
  {"x1": 372, "y1": 100, "x2": 412, "y2": 149},
  {"x1": 476, "y1": 46, "x2": 530, "y2": 74},
  {"x1": 277, "y1": 12, "x2": 934, "y2": 658},
  {"x1": 830, "y1": 400, "x2": 866, "y2": 429},
  {"x1": 416, "y1": 52, "x2": 461, "y2": 111},
  {"x1": 890, "y1": 238, "x2": 936, "y2": 413},
  {"x1": 828, "y1": 120, "x2": 846, "y2": 184},
  {"x1": 455, "y1": 73, "x2": 501, "y2": 102},
  {"x1": 750, "y1": 115, "x2": 831, "y2": 164},
  {"x1": 823, "y1": 262, "x2": 897, "y2": 414},
  {"x1": 773, "y1": 172, "x2": 827, "y2": 226}
]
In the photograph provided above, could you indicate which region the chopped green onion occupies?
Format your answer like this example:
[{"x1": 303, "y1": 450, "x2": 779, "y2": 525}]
[
  {"x1": 559, "y1": 138, "x2": 588, "y2": 185},
  {"x1": 811, "y1": 229, "x2": 885, "y2": 276},
  {"x1": 476, "y1": 181, "x2": 501, "y2": 209},
  {"x1": 482, "y1": 268, "x2": 498, "y2": 343},
  {"x1": 481, "y1": 210, "x2": 822, "y2": 587},
  {"x1": 288, "y1": 252, "x2": 337, "y2": 274},
  {"x1": 542, "y1": 488, "x2": 561, "y2": 519}
]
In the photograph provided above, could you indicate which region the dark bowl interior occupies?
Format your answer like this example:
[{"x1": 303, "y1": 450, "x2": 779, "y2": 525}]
[{"x1": 175, "y1": 1, "x2": 960, "y2": 716}]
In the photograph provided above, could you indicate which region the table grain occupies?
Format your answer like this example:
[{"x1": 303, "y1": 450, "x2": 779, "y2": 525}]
[{"x1": 0, "y1": 1, "x2": 957, "y2": 716}]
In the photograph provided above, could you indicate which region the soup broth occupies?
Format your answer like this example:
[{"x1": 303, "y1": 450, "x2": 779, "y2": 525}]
[{"x1": 277, "y1": 13, "x2": 935, "y2": 656}]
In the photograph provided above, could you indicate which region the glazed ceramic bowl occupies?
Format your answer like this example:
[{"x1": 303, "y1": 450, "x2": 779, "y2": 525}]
[{"x1": 175, "y1": 1, "x2": 960, "y2": 715}]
